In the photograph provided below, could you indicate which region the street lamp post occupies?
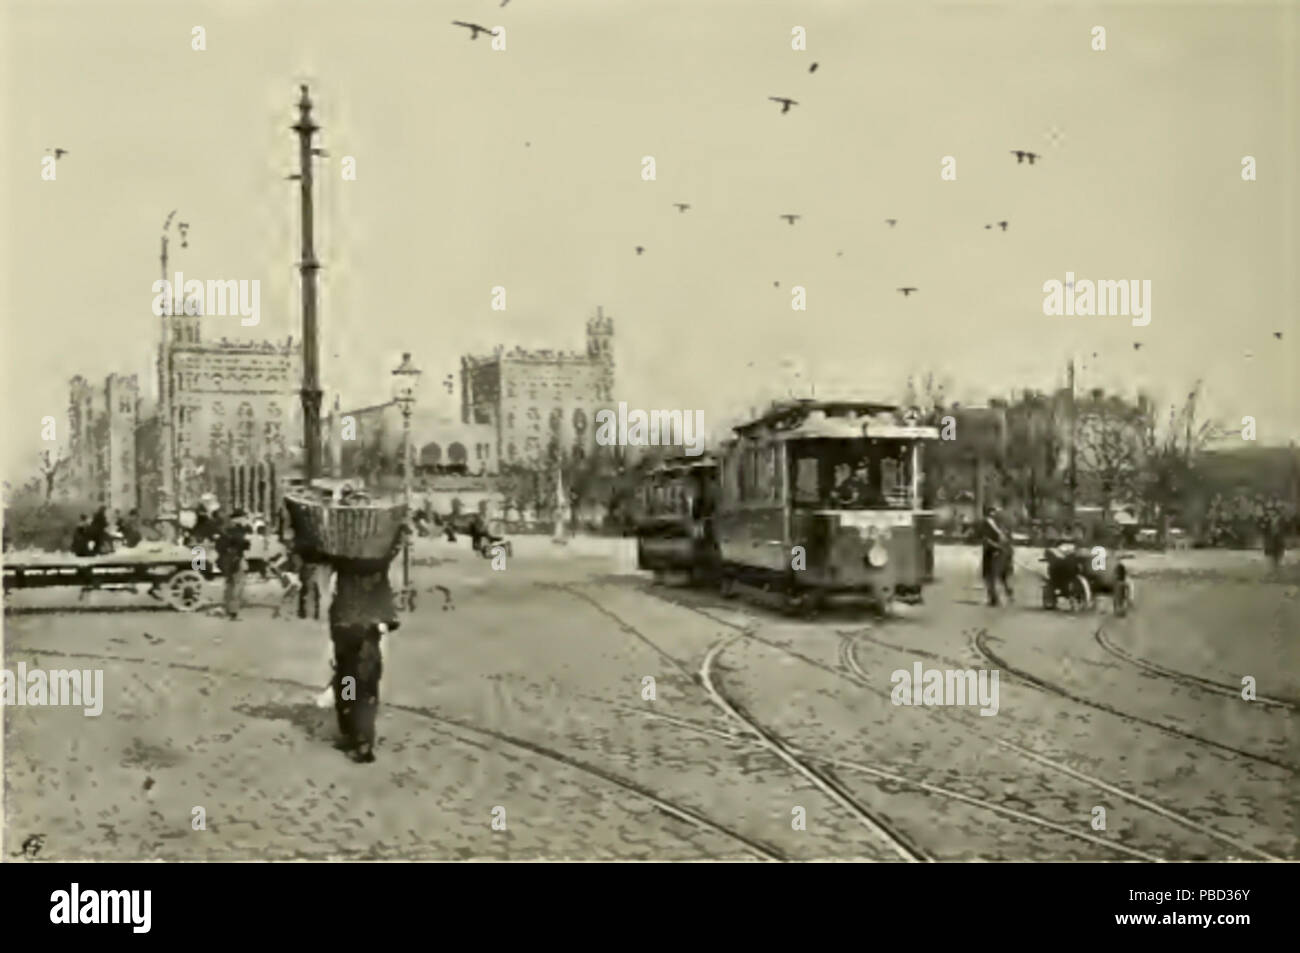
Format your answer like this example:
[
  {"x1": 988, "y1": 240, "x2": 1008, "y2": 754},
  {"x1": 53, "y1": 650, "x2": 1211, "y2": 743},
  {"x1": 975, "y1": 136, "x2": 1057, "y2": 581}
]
[
  {"x1": 392, "y1": 352, "x2": 422, "y2": 610},
  {"x1": 157, "y1": 210, "x2": 189, "y2": 540}
]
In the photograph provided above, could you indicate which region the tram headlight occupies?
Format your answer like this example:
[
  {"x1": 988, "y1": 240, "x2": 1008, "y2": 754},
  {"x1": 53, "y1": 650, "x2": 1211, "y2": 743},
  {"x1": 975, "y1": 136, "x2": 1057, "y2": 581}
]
[{"x1": 867, "y1": 542, "x2": 889, "y2": 568}]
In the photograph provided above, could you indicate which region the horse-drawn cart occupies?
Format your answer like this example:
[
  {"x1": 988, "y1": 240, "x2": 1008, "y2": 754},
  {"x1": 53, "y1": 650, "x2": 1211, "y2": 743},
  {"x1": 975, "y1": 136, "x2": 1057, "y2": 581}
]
[{"x1": 3, "y1": 544, "x2": 209, "y2": 612}]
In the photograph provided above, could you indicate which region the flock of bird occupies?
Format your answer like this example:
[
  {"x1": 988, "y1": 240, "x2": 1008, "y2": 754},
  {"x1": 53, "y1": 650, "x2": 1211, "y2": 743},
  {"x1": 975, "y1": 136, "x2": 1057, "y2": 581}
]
[
  {"x1": 43, "y1": 15, "x2": 1287, "y2": 371},
  {"x1": 591, "y1": 46, "x2": 1058, "y2": 301}
]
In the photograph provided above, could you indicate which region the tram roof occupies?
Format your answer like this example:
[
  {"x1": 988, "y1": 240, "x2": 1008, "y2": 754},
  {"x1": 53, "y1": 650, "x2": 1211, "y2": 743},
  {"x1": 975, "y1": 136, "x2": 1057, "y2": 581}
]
[
  {"x1": 651, "y1": 453, "x2": 719, "y2": 475},
  {"x1": 731, "y1": 398, "x2": 936, "y2": 438}
]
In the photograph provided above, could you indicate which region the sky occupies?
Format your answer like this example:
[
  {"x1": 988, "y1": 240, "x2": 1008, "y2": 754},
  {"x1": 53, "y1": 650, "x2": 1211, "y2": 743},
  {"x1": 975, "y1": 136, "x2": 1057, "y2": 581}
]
[{"x1": 2, "y1": 0, "x2": 1297, "y2": 484}]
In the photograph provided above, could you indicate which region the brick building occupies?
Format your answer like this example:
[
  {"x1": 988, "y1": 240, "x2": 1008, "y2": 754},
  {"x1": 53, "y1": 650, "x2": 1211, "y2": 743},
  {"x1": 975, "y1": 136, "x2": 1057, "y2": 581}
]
[
  {"x1": 460, "y1": 310, "x2": 614, "y2": 467},
  {"x1": 65, "y1": 372, "x2": 138, "y2": 512}
]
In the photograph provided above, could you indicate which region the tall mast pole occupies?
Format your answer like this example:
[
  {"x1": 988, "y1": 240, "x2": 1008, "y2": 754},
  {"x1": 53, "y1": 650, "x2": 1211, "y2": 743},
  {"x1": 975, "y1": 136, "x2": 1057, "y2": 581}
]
[
  {"x1": 293, "y1": 84, "x2": 323, "y2": 485},
  {"x1": 158, "y1": 216, "x2": 176, "y2": 536},
  {"x1": 1067, "y1": 355, "x2": 1077, "y2": 524}
]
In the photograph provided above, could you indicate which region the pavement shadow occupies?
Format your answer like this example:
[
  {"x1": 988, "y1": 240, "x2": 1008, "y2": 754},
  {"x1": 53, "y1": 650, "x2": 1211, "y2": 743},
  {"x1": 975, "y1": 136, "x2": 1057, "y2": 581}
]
[{"x1": 231, "y1": 700, "x2": 338, "y2": 748}]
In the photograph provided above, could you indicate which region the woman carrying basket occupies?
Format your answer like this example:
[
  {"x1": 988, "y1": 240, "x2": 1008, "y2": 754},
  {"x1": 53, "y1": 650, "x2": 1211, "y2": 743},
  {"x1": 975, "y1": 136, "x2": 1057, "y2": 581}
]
[{"x1": 325, "y1": 509, "x2": 408, "y2": 764}]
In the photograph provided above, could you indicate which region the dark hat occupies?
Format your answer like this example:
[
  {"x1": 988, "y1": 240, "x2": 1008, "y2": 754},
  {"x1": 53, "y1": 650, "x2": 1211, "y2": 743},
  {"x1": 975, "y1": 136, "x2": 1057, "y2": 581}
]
[{"x1": 232, "y1": 508, "x2": 247, "y2": 519}]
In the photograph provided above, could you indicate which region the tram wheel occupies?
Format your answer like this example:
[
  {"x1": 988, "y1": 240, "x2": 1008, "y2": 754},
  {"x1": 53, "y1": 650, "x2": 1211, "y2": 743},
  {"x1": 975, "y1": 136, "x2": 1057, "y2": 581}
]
[{"x1": 164, "y1": 569, "x2": 206, "y2": 612}]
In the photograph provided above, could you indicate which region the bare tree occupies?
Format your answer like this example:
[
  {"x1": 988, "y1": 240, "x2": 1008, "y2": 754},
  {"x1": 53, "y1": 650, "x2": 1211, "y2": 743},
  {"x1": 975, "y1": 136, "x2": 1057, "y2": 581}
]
[{"x1": 1137, "y1": 380, "x2": 1222, "y2": 534}]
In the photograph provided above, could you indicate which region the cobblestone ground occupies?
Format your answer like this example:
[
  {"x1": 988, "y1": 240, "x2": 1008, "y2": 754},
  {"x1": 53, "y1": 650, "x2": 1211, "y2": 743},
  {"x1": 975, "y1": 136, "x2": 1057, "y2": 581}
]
[{"x1": 3, "y1": 539, "x2": 1296, "y2": 860}]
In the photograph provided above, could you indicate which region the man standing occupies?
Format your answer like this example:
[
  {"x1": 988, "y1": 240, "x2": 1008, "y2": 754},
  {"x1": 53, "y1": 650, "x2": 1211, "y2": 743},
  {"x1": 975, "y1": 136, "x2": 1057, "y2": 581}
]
[
  {"x1": 120, "y1": 509, "x2": 142, "y2": 548},
  {"x1": 980, "y1": 504, "x2": 1014, "y2": 606},
  {"x1": 328, "y1": 530, "x2": 405, "y2": 763},
  {"x1": 217, "y1": 509, "x2": 251, "y2": 621},
  {"x1": 71, "y1": 515, "x2": 95, "y2": 556},
  {"x1": 1264, "y1": 504, "x2": 1287, "y2": 572}
]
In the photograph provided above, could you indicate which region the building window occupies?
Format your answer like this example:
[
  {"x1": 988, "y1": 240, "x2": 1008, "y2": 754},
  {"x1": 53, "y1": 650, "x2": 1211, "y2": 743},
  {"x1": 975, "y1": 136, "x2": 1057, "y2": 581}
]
[
  {"x1": 507, "y1": 443, "x2": 517, "y2": 461},
  {"x1": 506, "y1": 412, "x2": 515, "y2": 429},
  {"x1": 550, "y1": 408, "x2": 563, "y2": 433},
  {"x1": 573, "y1": 409, "x2": 587, "y2": 433},
  {"x1": 448, "y1": 442, "x2": 467, "y2": 465},
  {"x1": 213, "y1": 401, "x2": 225, "y2": 416}
]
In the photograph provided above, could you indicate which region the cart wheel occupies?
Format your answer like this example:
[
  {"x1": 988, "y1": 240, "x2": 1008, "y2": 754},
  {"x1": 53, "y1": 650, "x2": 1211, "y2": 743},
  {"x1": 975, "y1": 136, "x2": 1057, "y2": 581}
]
[
  {"x1": 1114, "y1": 579, "x2": 1134, "y2": 616},
  {"x1": 163, "y1": 569, "x2": 206, "y2": 612},
  {"x1": 1068, "y1": 576, "x2": 1091, "y2": 613},
  {"x1": 1041, "y1": 582, "x2": 1057, "y2": 610}
]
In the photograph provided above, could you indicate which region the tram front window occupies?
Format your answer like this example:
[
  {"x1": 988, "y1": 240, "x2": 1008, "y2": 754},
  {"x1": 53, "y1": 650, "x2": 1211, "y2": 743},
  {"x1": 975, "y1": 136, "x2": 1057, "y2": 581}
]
[{"x1": 791, "y1": 440, "x2": 913, "y2": 510}]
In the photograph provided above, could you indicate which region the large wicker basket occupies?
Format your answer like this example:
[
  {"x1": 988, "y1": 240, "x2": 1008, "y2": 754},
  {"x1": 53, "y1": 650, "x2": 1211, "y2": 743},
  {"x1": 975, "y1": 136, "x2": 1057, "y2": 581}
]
[{"x1": 283, "y1": 493, "x2": 407, "y2": 563}]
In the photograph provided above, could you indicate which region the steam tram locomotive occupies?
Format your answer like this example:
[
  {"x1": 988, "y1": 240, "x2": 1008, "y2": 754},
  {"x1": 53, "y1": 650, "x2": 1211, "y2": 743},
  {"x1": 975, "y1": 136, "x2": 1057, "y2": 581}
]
[
  {"x1": 634, "y1": 454, "x2": 721, "y2": 583},
  {"x1": 713, "y1": 399, "x2": 938, "y2": 615}
]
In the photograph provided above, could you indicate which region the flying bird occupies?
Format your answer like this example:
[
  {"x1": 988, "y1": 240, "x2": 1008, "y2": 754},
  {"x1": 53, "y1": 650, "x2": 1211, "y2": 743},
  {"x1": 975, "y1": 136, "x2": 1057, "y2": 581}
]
[
  {"x1": 452, "y1": 20, "x2": 495, "y2": 39},
  {"x1": 769, "y1": 97, "x2": 798, "y2": 114},
  {"x1": 1010, "y1": 150, "x2": 1040, "y2": 165},
  {"x1": 1274, "y1": 331, "x2": 1284, "y2": 340},
  {"x1": 773, "y1": 281, "x2": 780, "y2": 287},
  {"x1": 1133, "y1": 342, "x2": 1143, "y2": 351},
  {"x1": 885, "y1": 219, "x2": 897, "y2": 228},
  {"x1": 635, "y1": 246, "x2": 645, "y2": 255},
  {"x1": 997, "y1": 221, "x2": 1008, "y2": 231},
  {"x1": 809, "y1": 62, "x2": 819, "y2": 73},
  {"x1": 46, "y1": 148, "x2": 69, "y2": 159},
  {"x1": 780, "y1": 214, "x2": 801, "y2": 225},
  {"x1": 673, "y1": 203, "x2": 691, "y2": 213},
  {"x1": 897, "y1": 287, "x2": 918, "y2": 297}
]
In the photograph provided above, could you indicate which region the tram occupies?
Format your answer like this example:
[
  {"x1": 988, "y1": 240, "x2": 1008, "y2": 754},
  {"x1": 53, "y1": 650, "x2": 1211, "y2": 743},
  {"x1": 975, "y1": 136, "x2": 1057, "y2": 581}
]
[
  {"x1": 634, "y1": 454, "x2": 721, "y2": 583},
  {"x1": 714, "y1": 399, "x2": 938, "y2": 615}
]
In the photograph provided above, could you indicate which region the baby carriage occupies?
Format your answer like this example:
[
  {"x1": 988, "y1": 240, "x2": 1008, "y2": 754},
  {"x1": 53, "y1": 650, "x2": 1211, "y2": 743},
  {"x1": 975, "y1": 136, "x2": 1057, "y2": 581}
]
[{"x1": 1040, "y1": 544, "x2": 1135, "y2": 616}]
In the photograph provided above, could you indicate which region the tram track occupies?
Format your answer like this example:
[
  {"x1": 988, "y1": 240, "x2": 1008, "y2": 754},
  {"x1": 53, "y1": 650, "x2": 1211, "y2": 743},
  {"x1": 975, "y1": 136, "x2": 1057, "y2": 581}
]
[
  {"x1": 4, "y1": 644, "x2": 788, "y2": 862},
  {"x1": 971, "y1": 629, "x2": 1298, "y2": 772},
  {"x1": 1093, "y1": 627, "x2": 1299, "y2": 712},
  {"x1": 584, "y1": 692, "x2": 1164, "y2": 860},
  {"x1": 548, "y1": 583, "x2": 929, "y2": 861},
  {"x1": 653, "y1": 596, "x2": 1286, "y2": 861},
  {"x1": 839, "y1": 632, "x2": 1285, "y2": 861}
]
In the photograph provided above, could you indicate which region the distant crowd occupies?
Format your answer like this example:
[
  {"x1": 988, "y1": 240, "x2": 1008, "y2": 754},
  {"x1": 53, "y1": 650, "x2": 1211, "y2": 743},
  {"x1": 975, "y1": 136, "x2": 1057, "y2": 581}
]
[{"x1": 69, "y1": 506, "x2": 143, "y2": 556}]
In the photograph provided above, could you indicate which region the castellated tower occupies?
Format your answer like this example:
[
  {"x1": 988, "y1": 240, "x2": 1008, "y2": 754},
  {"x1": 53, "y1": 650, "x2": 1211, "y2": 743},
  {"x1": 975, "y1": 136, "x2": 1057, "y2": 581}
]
[
  {"x1": 586, "y1": 307, "x2": 614, "y2": 363},
  {"x1": 586, "y1": 307, "x2": 614, "y2": 405}
]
